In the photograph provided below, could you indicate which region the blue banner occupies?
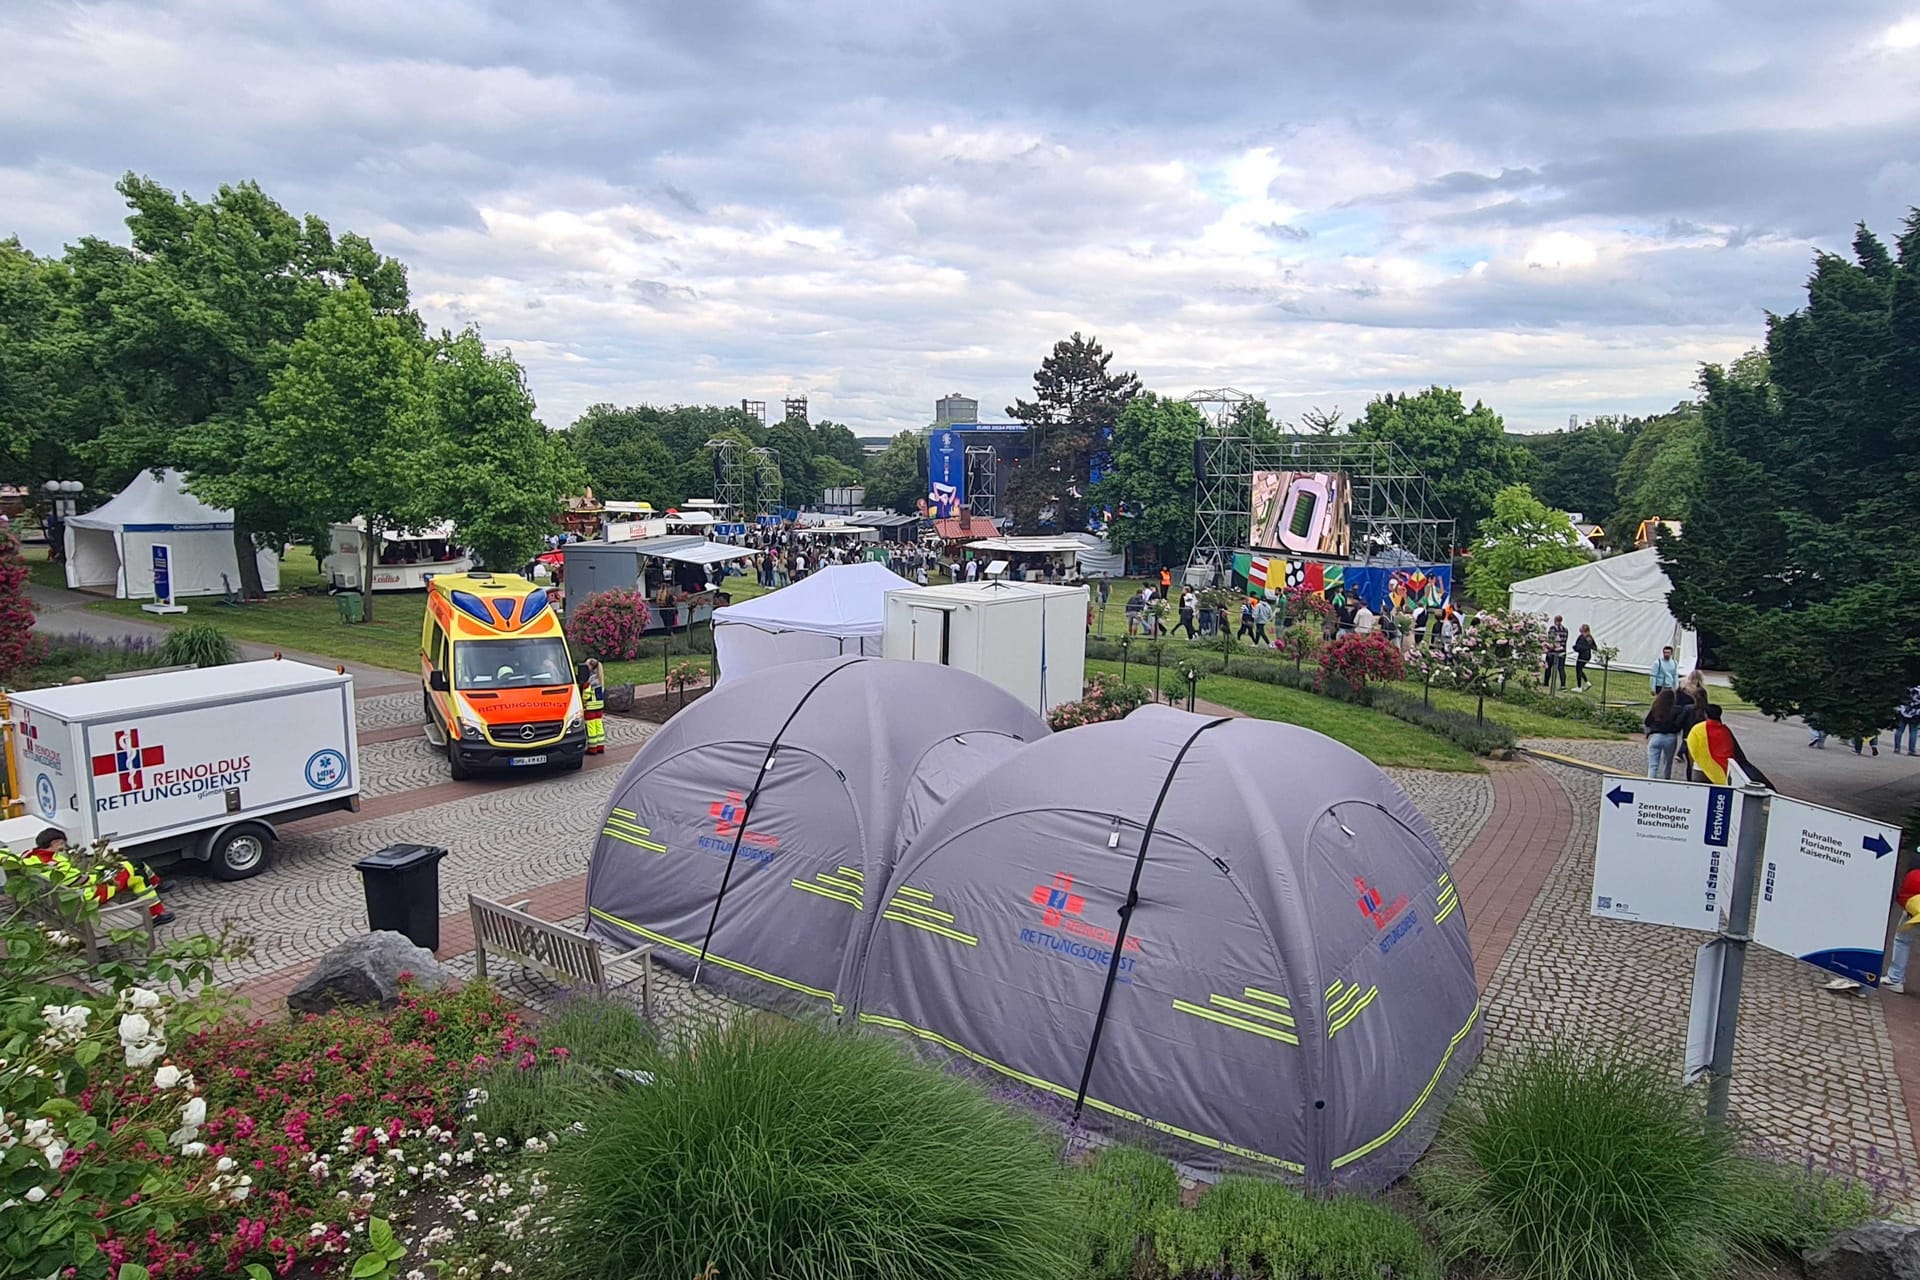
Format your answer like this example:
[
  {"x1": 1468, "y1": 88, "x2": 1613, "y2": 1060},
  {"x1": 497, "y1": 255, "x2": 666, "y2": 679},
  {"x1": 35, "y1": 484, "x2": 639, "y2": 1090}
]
[
  {"x1": 151, "y1": 544, "x2": 173, "y2": 605},
  {"x1": 927, "y1": 429, "x2": 966, "y2": 517}
]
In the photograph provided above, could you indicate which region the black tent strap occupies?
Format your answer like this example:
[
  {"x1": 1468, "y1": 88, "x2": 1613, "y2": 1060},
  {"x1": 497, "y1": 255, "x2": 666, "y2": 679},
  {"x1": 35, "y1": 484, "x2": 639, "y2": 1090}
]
[
  {"x1": 692, "y1": 658, "x2": 868, "y2": 983},
  {"x1": 1071, "y1": 716, "x2": 1233, "y2": 1121}
]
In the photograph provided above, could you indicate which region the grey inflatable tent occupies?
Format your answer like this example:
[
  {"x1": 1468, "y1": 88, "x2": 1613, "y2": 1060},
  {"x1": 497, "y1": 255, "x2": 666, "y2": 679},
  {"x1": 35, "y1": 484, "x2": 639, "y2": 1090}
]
[
  {"x1": 584, "y1": 656, "x2": 1050, "y2": 1011},
  {"x1": 850, "y1": 704, "x2": 1481, "y2": 1190}
]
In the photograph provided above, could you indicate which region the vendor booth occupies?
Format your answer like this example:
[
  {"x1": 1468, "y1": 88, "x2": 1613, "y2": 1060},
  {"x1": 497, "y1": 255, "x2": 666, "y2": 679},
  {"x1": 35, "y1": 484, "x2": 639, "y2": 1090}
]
[
  {"x1": 963, "y1": 535, "x2": 1085, "y2": 582},
  {"x1": 712, "y1": 562, "x2": 907, "y2": 683},
  {"x1": 561, "y1": 535, "x2": 757, "y2": 631},
  {"x1": 323, "y1": 520, "x2": 471, "y2": 592},
  {"x1": 1510, "y1": 547, "x2": 1696, "y2": 673},
  {"x1": 64, "y1": 469, "x2": 281, "y2": 599}
]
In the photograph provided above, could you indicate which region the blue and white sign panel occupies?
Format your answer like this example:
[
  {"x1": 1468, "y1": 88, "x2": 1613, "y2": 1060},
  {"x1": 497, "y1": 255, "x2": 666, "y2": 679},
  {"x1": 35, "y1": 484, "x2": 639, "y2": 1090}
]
[
  {"x1": 151, "y1": 543, "x2": 174, "y2": 606},
  {"x1": 927, "y1": 429, "x2": 965, "y2": 517},
  {"x1": 1753, "y1": 795, "x2": 1899, "y2": 984},
  {"x1": 1592, "y1": 776, "x2": 1740, "y2": 932}
]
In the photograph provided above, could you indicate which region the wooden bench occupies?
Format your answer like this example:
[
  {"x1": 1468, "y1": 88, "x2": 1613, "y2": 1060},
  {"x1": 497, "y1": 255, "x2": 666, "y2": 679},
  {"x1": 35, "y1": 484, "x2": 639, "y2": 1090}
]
[
  {"x1": 5, "y1": 869, "x2": 157, "y2": 967},
  {"x1": 468, "y1": 894, "x2": 653, "y2": 1016}
]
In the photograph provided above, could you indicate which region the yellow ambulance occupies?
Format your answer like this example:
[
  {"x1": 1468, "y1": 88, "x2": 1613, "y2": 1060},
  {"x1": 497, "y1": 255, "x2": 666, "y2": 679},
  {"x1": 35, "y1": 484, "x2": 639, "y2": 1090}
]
[{"x1": 421, "y1": 573, "x2": 586, "y2": 779}]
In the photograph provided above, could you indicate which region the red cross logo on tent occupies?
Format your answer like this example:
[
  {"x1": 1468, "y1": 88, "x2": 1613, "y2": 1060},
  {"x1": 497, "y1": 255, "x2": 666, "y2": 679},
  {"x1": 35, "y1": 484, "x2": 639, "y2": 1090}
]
[
  {"x1": 708, "y1": 791, "x2": 779, "y2": 849},
  {"x1": 92, "y1": 729, "x2": 165, "y2": 794},
  {"x1": 1031, "y1": 872, "x2": 1086, "y2": 927}
]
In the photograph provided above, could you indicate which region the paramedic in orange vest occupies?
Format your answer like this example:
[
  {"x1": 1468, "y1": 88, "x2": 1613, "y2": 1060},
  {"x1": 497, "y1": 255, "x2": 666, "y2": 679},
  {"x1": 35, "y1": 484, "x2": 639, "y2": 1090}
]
[{"x1": 9, "y1": 828, "x2": 173, "y2": 925}]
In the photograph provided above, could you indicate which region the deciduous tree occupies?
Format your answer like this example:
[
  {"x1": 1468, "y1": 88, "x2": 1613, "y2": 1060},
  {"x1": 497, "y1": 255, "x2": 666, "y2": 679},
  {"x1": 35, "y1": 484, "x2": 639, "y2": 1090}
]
[
  {"x1": 1348, "y1": 387, "x2": 1531, "y2": 536},
  {"x1": 1463, "y1": 484, "x2": 1591, "y2": 608},
  {"x1": 1090, "y1": 393, "x2": 1200, "y2": 566}
]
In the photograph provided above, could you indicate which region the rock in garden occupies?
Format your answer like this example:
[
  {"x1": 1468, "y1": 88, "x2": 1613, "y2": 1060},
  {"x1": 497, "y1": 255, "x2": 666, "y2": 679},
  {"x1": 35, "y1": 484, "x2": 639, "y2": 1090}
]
[
  {"x1": 286, "y1": 931, "x2": 449, "y2": 1015},
  {"x1": 1805, "y1": 1221, "x2": 1920, "y2": 1280},
  {"x1": 603, "y1": 683, "x2": 635, "y2": 713}
]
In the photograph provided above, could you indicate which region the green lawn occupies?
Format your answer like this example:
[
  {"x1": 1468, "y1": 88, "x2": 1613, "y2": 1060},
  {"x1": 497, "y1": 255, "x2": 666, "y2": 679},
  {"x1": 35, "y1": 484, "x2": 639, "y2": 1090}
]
[
  {"x1": 20, "y1": 542, "x2": 66, "y2": 589},
  {"x1": 1085, "y1": 659, "x2": 1479, "y2": 773},
  {"x1": 1391, "y1": 679, "x2": 1626, "y2": 740}
]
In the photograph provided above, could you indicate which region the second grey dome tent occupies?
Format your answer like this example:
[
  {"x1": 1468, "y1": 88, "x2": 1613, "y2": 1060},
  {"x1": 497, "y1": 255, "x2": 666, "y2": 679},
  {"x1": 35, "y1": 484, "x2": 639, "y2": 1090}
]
[
  {"x1": 584, "y1": 656, "x2": 1050, "y2": 1012},
  {"x1": 849, "y1": 704, "x2": 1482, "y2": 1191}
]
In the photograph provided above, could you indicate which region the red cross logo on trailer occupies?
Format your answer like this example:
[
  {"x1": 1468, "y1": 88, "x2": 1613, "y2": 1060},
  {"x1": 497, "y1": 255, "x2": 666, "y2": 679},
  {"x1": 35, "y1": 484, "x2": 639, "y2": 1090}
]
[{"x1": 92, "y1": 729, "x2": 165, "y2": 793}]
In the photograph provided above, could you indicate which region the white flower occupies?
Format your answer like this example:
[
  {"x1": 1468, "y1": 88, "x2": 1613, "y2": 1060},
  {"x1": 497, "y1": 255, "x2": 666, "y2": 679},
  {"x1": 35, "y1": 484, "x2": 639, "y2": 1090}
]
[
  {"x1": 24, "y1": 1186, "x2": 46, "y2": 1203},
  {"x1": 180, "y1": 1141, "x2": 207, "y2": 1158},
  {"x1": 462, "y1": 1209, "x2": 479, "y2": 1222},
  {"x1": 117, "y1": 1013, "x2": 153, "y2": 1045},
  {"x1": 522, "y1": 1137, "x2": 548, "y2": 1154},
  {"x1": 125, "y1": 1041, "x2": 164, "y2": 1069},
  {"x1": 23, "y1": 1118, "x2": 52, "y2": 1148},
  {"x1": 310, "y1": 1223, "x2": 329, "y2": 1238},
  {"x1": 409, "y1": 1271, "x2": 427, "y2": 1280},
  {"x1": 215, "y1": 1156, "x2": 236, "y2": 1173},
  {"x1": 45, "y1": 930, "x2": 77, "y2": 947},
  {"x1": 179, "y1": 1097, "x2": 207, "y2": 1130},
  {"x1": 43, "y1": 1141, "x2": 67, "y2": 1169},
  {"x1": 124, "y1": 988, "x2": 162, "y2": 1010},
  {"x1": 153, "y1": 1064, "x2": 184, "y2": 1091}
]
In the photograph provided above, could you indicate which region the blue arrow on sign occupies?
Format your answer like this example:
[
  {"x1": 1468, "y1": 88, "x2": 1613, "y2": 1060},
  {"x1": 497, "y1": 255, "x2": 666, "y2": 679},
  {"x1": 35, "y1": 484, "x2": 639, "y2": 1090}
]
[
  {"x1": 1864, "y1": 833, "x2": 1894, "y2": 859},
  {"x1": 1606, "y1": 785, "x2": 1635, "y2": 808}
]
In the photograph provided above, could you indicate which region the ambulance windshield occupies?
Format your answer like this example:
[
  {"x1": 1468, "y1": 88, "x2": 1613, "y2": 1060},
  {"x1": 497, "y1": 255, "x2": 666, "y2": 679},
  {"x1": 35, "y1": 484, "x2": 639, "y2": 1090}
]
[{"x1": 452, "y1": 638, "x2": 570, "y2": 691}]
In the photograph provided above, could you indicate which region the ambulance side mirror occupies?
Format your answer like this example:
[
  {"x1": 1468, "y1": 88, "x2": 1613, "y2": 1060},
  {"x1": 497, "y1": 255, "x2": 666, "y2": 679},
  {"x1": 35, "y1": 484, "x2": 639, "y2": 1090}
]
[{"x1": 428, "y1": 671, "x2": 449, "y2": 692}]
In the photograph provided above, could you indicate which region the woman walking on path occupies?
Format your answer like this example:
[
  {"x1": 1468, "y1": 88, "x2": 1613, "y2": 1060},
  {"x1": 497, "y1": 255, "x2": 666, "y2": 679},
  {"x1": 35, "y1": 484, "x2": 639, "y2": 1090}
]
[
  {"x1": 1572, "y1": 624, "x2": 1597, "y2": 691},
  {"x1": 1896, "y1": 686, "x2": 1920, "y2": 756},
  {"x1": 1645, "y1": 688, "x2": 1684, "y2": 779}
]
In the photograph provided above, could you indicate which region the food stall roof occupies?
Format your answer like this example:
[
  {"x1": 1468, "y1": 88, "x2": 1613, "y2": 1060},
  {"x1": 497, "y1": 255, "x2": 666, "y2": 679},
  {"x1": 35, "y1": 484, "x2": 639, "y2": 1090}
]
[
  {"x1": 794, "y1": 524, "x2": 877, "y2": 537},
  {"x1": 567, "y1": 536, "x2": 758, "y2": 567},
  {"x1": 965, "y1": 536, "x2": 1086, "y2": 554},
  {"x1": 853, "y1": 511, "x2": 923, "y2": 528},
  {"x1": 666, "y1": 510, "x2": 717, "y2": 526}
]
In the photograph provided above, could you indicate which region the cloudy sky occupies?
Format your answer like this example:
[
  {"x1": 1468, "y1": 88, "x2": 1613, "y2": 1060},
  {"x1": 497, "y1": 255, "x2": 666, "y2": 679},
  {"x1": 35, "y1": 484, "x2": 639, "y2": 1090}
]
[{"x1": 3, "y1": 0, "x2": 1916, "y2": 436}]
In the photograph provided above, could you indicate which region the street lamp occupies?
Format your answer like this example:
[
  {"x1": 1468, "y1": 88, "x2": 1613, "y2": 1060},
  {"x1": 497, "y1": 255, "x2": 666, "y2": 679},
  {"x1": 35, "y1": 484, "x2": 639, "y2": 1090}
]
[{"x1": 43, "y1": 479, "x2": 83, "y2": 519}]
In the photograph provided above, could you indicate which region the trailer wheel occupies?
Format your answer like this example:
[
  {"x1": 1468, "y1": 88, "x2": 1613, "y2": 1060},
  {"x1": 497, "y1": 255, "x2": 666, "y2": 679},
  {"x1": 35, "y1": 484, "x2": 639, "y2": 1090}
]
[
  {"x1": 208, "y1": 823, "x2": 274, "y2": 881},
  {"x1": 448, "y1": 743, "x2": 472, "y2": 781}
]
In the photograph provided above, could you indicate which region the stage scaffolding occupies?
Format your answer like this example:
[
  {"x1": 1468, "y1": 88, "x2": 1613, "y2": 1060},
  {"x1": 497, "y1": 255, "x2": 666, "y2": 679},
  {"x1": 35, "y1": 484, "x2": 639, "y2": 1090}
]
[
  {"x1": 964, "y1": 445, "x2": 998, "y2": 519},
  {"x1": 704, "y1": 437, "x2": 747, "y2": 515},
  {"x1": 1189, "y1": 417, "x2": 1456, "y2": 581}
]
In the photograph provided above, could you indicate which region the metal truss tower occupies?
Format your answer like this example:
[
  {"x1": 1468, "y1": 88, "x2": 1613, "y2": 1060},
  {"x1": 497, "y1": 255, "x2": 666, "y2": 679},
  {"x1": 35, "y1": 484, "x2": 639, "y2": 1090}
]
[
  {"x1": 741, "y1": 399, "x2": 767, "y2": 424},
  {"x1": 782, "y1": 396, "x2": 809, "y2": 424},
  {"x1": 748, "y1": 446, "x2": 782, "y2": 517},
  {"x1": 965, "y1": 445, "x2": 999, "y2": 519},
  {"x1": 1187, "y1": 389, "x2": 1257, "y2": 576},
  {"x1": 704, "y1": 437, "x2": 746, "y2": 514}
]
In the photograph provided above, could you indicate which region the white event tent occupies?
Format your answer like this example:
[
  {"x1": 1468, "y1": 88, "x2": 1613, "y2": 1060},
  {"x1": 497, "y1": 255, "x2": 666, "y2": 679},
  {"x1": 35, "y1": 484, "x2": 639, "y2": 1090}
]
[
  {"x1": 1509, "y1": 547, "x2": 1696, "y2": 673},
  {"x1": 64, "y1": 470, "x2": 281, "y2": 599},
  {"x1": 711, "y1": 561, "x2": 907, "y2": 683}
]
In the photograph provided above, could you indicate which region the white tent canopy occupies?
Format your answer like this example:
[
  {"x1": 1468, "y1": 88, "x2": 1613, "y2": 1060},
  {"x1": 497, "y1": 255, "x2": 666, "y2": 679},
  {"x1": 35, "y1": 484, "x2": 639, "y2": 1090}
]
[
  {"x1": 1509, "y1": 547, "x2": 1696, "y2": 673},
  {"x1": 64, "y1": 470, "x2": 280, "y2": 599},
  {"x1": 712, "y1": 562, "x2": 908, "y2": 683}
]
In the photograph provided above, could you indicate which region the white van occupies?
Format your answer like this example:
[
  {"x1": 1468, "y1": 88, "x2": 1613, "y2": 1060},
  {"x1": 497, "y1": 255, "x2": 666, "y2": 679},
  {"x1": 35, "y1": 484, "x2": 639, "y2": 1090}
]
[{"x1": 9, "y1": 659, "x2": 362, "y2": 879}]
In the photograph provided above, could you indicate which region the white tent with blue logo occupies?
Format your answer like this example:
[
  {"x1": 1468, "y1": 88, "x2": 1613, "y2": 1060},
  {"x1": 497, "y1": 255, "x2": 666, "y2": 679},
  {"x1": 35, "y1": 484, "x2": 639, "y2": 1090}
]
[{"x1": 64, "y1": 470, "x2": 280, "y2": 599}]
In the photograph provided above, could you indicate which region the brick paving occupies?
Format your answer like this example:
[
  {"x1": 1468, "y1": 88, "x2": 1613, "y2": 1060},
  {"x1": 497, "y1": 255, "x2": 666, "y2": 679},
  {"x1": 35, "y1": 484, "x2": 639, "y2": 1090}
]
[{"x1": 1481, "y1": 744, "x2": 1919, "y2": 1209}]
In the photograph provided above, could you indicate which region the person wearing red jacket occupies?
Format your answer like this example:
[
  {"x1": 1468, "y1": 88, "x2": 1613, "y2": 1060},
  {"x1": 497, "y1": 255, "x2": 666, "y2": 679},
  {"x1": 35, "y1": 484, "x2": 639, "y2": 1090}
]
[{"x1": 1886, "y1": 864, "x2": 1920, "y2": 994}]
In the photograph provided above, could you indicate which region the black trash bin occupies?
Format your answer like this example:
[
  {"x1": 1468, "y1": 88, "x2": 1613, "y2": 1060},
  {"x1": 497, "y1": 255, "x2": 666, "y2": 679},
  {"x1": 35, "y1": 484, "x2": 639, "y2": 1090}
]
[{"x1": 353, "y1": 843, "x2": 450, "y2": 952}]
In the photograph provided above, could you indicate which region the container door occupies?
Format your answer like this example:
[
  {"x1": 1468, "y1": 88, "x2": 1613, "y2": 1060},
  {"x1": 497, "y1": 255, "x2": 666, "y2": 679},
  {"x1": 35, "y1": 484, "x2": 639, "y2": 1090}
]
[{"x1": 907, "y1": 606, "x2": 949, "y2": 664}]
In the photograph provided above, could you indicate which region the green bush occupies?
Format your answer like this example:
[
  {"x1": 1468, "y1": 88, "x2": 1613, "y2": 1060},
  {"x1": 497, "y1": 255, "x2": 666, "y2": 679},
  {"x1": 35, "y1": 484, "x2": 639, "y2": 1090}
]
[
  {"x1": 157, "y1": 622, "x2": 238, "y2": 668},
  {"x1": 1075, "y1": 1146, "x2": 1181, "y2": 1280},
  {"x1": 470, "y1": 998, "x2": 661, "y2": 1145},
  {"x1": 1498, "y1": 680, "x2": 1644, "y2": 733},
  {"x1": 1417, "y1": 1041, "x2": 1748, "y2": 1280},
  {"x1": 544, "y1": 1020, "x2": 1080, "y2": 1280},
  {"x1": 7, "y1": 634, "x2": 166, "y2": 687},
  {"x1": 1721, "y1": 1153, "x2": 1873, "y2": 1256},
  {"x1": 1373, "y1": 689, "x2": 1518, "y2": 755},
  {"x1": 1151, "y1": 1177, "x2": 1439, "y2": 1280}
]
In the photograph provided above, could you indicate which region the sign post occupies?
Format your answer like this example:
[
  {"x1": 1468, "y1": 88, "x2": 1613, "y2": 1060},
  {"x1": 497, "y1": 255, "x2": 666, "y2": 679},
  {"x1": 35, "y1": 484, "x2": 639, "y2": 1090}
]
[
  {"x1": 1705, "y1": 785, "x2": 1768, "y2": 1124},
  {"x1": 141, "y1": 542, "x2": 187, "y2": 615}
]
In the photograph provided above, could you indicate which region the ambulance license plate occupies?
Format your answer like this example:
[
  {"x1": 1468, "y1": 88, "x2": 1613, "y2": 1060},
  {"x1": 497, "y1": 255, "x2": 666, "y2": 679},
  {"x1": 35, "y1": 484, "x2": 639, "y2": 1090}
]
[{"x1": 510, "y1": 755, "x2": 548, "y2": 767}]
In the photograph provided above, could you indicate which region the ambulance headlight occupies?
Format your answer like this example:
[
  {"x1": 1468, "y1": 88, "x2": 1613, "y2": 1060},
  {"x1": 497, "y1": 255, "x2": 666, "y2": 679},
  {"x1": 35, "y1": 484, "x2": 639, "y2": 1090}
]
[
  {"x1": 566, "y1": 715, "x2": 584, "y2": 735},
  {"x1": 460, "y1": 718, "x2": 488, "y2": 742}
]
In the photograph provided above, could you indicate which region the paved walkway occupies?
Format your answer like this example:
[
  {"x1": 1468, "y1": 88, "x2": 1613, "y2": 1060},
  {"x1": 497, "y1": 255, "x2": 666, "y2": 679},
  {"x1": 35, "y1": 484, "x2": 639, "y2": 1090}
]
[{"x1": 27, "y1": 582, "x2": 414, "y2": 696}]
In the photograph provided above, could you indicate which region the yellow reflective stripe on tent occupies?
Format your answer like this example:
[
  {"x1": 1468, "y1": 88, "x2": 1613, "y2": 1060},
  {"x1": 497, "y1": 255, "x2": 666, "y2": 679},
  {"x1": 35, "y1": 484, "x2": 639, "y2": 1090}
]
[
  {"x1": 1207, "y1": 993, "x2": 1296, "y2": 1027},
  {"x1": 1331, "y1": 1003, "x2": 1481, "y2": 1170},
  {"x1": 1242, "y1": 986, "x2": 1292, "y2": 1009},
  {"x1": 790, "y1": 879, "x2": 861, "y2": 909},
  {"x1": 604, "y1": 815, "x2": 653, "y2": 835},
  {"x1": 601, "y1": 827, "x2": 668, "y2": 855},
  {"x1": 856, "y1": 1012, "x2": 1304, "y2": 1173},
  {"x1": 1325, "y1": 979, "x2": 1343, "y2": 998},
  {"x1": 816, "y1": 873, "x2": 865, "y2": 895},
  {"x1": 893, "y1": 885, "x2": 935, "y2": 902},
  {"x1": 611, "y1": 806, "x2": 639, "y2": 819},
  {"x1": 886, "y1": 898, "x2": 956, "y2": 923},
  {"x1": 1326, "y1": 984, "x2": 1365, "y2": 1018},
  {"x1": 587, "y1": 906, "x2": 835, "y2": 1002},
  {"x1": 1327, "y1": 986, "x2": 1378, "y2": 1037},
  {"x1": 880, "y1": 910, "x2": 978, "y2": 946},
  {"x1": 836, "y1": 866, "x2": 864, "y2": 881},
  {"x1": 1172, "y1": 999, "x2": 1300, "y2": 1045},
  {"x1": 1434, "y1": 887, "x2": 1460, "y2": 925}
]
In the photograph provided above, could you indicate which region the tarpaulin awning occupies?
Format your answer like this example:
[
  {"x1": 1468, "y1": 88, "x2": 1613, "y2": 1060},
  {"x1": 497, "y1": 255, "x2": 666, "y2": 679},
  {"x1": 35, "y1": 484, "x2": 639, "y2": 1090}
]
[
  {"x1": 623, "y1": 535, "x2": 759, "y2": 566},
  {"x1": 965, "y1": 536, "x2": 1085, "y2": 554}
]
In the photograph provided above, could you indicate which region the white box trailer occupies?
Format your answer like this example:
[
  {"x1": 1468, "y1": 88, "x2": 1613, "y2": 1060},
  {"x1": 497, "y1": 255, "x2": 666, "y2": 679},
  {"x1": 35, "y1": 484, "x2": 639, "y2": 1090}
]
[
  {"x1": 882, "y1": 581, "x2": 1087, "y2": 715},
  {"x1": 8, "y1": 659, "x2": 361, "y2": 879}
]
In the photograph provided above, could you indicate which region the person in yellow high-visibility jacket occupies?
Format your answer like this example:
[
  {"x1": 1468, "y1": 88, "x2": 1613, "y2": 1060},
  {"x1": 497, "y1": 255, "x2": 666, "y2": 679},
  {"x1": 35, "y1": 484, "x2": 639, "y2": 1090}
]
[
  {"x1": 4, "y1": 829, "x2": 172, "y2": 925},
  {"x1": 582, "y1": 658, "x2": 606, "y2": 755}
]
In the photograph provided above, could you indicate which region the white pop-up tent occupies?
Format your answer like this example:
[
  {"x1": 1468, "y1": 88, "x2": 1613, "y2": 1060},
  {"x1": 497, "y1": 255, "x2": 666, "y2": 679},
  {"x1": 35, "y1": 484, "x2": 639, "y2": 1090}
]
[
  {"x1": 64, "y1": 470, "x2": 281, "y2": 599},
  {"x1": 711, "y1": 562, "x2": 908, "y2": 683},
  {"x1": 1509, "y1": 547, "x2": 1696, "y2": 673}
]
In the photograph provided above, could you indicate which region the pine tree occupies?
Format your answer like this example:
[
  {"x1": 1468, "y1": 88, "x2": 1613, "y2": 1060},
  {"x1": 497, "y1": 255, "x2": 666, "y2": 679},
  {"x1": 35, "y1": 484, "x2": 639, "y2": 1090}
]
[{"x1": 1007, "y1": 333, "x2": 1141, "y2": 532}]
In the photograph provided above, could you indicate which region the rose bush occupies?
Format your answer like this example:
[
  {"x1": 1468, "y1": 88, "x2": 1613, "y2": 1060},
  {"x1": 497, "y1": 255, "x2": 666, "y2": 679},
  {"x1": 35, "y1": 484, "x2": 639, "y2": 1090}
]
[
  {"x1": 1319, "y1": 632, "x2": 1406, "y2": 693},
  {"x1": 565, "y1": 590, "x2": 652, "y2": 662},
  {"x1": 1048, "y1": 673, "x2": 1152, "y2": 731}
]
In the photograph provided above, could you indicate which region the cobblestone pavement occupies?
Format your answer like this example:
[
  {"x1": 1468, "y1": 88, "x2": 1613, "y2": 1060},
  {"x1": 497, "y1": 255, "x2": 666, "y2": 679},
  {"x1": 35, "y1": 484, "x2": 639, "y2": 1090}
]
[
  {"x1": 1487, "y1": 743, "x2": 1918, "y2": 1209},
  {"x1": 1386, "y1": 768, "x2": 1494, "y2": 860},
  {"x1": 357, "y1": 718, "x2": 653, "y2": 799},
  {"x1": 166, "y1": 723, "x2": 658, "y2": 987},
  {"x1": 354, "y1": 690, "x2": 430, "y2": 733}
]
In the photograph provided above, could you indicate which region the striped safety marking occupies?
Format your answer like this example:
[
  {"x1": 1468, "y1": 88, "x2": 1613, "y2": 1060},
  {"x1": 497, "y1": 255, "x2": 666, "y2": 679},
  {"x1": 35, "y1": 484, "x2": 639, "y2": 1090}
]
[
  {"x1": 1434, "y1": 872, "x2": 1459, "y2": 925},
  {"x1": 602, "y1": 808, "x2": 666, "y2": 854}
]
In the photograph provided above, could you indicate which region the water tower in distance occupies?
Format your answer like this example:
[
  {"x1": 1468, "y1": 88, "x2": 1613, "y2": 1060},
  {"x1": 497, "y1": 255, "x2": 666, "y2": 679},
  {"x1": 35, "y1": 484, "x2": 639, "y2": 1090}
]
[{"x1": 934, "y1": 392, "x2": 978, "y2": 427}]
